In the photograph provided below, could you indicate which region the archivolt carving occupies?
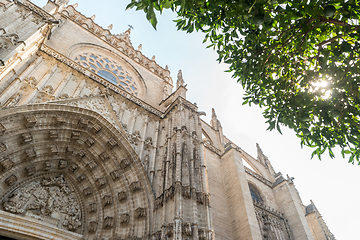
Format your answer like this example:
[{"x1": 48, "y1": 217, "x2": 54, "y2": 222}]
[
  {"x1": 3, "y1": 175, "x2": 82, "y2": 232},
  {"x1": 0, "y1": 104, "x2": 153, "y2": 239}
]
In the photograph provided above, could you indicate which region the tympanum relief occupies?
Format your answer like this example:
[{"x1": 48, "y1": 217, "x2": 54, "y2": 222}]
[{"x1": 2, "y1": 175, "x2": 82, "y2": 232}]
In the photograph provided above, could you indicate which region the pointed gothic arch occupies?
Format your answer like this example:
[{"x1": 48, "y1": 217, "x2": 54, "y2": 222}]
[
  {"x1": 0, "y1": 104, "x2": 154, "y2": 239},
  {"x1": 248, "y1": 182, "x2": 264, "y2": 204},
  {"x1": 201, "y1": 129, "x2": 214, "y2": 146}
]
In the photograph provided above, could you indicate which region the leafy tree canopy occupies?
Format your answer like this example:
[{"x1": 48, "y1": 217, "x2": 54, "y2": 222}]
[{"x1": 127, "y1": 0, "x2": 360, "y2": 164}]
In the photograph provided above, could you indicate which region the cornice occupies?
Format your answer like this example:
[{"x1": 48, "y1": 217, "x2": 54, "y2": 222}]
[
  {"x1": 39, "y1": 45, "x2": 200, "y2": 120},
  {"x1": 59, "y1": 4, "x2": 172, "y2": 84},
  {"x1": 244, "y1": 166, "x2": 273, "y2": 188},
  {"x1": 40, "y1": 44, "x2": 163, "y2": 117},
  {"x1": 253, "y1": 200, "x2": 285, "y2": 219},
  {"x1": 14, "y1": 0, "x2": 55, "y2": 20},
  {"x1": 204, "y1": 142, "x2": 222, "y2": 156}
]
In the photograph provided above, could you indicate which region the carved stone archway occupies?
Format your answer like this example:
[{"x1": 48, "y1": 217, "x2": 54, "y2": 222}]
[{"x1": 0, "y1": 104, "x2": 154, "y2": 240}]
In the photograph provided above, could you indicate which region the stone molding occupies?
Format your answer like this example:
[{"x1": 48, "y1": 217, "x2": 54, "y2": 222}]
[
  {"x1": 60, "y1": 4, "x2": 172, "y2": 83},
  {"x1": 14, "y1": 0, "x2": 55, "y2": 20},
  {"x1": 0, "y1": 210, "x2": 83, "y2": 240},
  {"x1": 40, "y1": 44, "x2": 164, "y2": 116},
  {"x1": 244, "y1": 166, "x2": 273, "y2": 188},
  {"x1": 0, "y1": 103, "x2": 154, "y2": 239},
  {"x1": 203, "y1": 142, "x2": 221, "y2": 155},
  {"x1": 40, "y1": 44, "x2": 200, "y2": 121}
]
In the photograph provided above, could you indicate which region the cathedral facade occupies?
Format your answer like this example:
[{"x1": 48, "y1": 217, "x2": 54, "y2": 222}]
[{"x1": 0, "y1": 1, "x2": 335, "y2": 239}]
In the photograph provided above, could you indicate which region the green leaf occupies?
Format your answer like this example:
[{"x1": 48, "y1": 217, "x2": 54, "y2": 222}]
[{"x1": 132, "y1": 0, "x2": 360, "y2": 164}]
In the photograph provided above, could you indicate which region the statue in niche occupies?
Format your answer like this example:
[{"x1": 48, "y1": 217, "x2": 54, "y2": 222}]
[
  {"x1": 129, "y1": 130, "x2": 141, "y2": 146},
  {"x1": 23, "y1": 76, "x2": 37, "y2": 89},
  {"x1": 2, "y1": 92, "x2": 21, "y2": 107},
  {"x1": 3, "y1": 175, "x2": 82, "y2": 232},
  {"x1": 176, "y1": 70, "x2": 185, "y2": 89},
  {"x1": 144, "y1": 137, "x2": 153, "y2": 150},
  {"x1": 143, "y1": 154, "x2": 149, "y2": 172},
  {"x1": 163, "y1": 86, "x2": 169, "y2": 100}
]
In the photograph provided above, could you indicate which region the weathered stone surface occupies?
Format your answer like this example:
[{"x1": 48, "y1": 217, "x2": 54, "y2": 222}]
[{"x1": 0, "y1": 1, "x2": 334, "y2": 239}]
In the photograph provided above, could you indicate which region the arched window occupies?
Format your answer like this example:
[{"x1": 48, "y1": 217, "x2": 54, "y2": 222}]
[
  {"x1": 249, "y1": 183, "x2": 263, "y2": 203},
  {"x1": 74, "y1": 53, "x2": 139, "y2": 96}
]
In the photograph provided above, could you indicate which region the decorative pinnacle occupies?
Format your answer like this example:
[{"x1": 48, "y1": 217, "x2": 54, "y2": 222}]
[
  {"x1": 212, "y1": 108, "x2": 217, "y2": 118},
  {"x1": 90, "y1": 15, "x2": 95, "y2": 20},
  {"x1": 176, "y1": 70, "x2": 185, "y2": 89},
  {"x1": 107, "y1": 24, "x2": 113, "y2": 31},
  {"x1": 72, "y1": 3, "x2": 78, "y2": 9},
  {"x1": 138, "y1": 44, "x2": 142, "y2": 51}
]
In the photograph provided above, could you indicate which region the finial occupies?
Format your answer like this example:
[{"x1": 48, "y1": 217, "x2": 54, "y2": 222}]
[
  {"x1": 176, "y1": 70, "x2": 185, "y2": 89},
  {"x1": 210, "y1": 108, "x2": 220, "y2": 129},
  {"x1": 165, "y1": 65, "x2": 169, "y2": 70},
  {"x1": 107, "y1": 24, "x2": 113, "y2": 31},
  {"x1": 55, "y1": 0, "x2": 69, "y2": 6},
  {"x1": 72, "y1": 3, "x2": 78, "y2": 9},
  {"x1": 212, "y1": 108, "x2": 217, "y2": 118},
  {"x1": 90, "y1": 15, "x2": 95, "y2": 20},
  {"x1": 152, "y1": 55, "x2": 155, "y2": 61},
  {"x1": 138, "y1": 44, "x2": 142, "y2": 51},
  {"x1": 125, "y1": 28, "x2": 131, "y2": 35}
]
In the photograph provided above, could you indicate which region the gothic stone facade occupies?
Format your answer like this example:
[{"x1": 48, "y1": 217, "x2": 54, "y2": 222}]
[{"x1": 0, "y1": 1, "x2": 335, "y2": 240}]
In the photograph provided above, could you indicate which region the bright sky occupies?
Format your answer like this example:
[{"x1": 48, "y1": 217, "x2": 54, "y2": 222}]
[{"x1": 32, "y1": 1, "x2": 360, "y2": 239}]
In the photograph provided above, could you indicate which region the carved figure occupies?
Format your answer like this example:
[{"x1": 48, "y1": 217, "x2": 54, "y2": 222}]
[
  {"x1": 0, "y1": 143, "x2": 7, "y2": 153},
  {"x1": 176, "y1": 70, "x2": 185, "y2": 89},
  {"x1": 120, "y1": 213, "x2": 130, "y2": 224},
  {"x1": 135, "y1": 207, "x2": 146, "y2": 218},
  {"x1": 129, "y1": 131, "x2": 141, "y2": 146},
  {"x1": 143, "y1": 154, "x2": 149, "y2": 171},
  {"x1": 3, "y1": 93, "x2": 21, "y2": 107},
  {"x1": 118, "y1": 191, "x2": 127, "y2": 201},
  {"x1": 3, "y1": 175, "x2": 81, "y2": 231},
  {"x1": 183, "y1": 222, "x2": 192, "y2": 236},
  {"x1": 163, "y1": 86, "x2": 169, "y2": 100},
  {"x1": 144, "y1": 137, "x2": 153, "y2": 149},
  {"x1": 23, "y1": 76, "x2": 37, "y2": 88},
  {"x1": 129, "y1": 181, "x2": 141, "y2": 192}
]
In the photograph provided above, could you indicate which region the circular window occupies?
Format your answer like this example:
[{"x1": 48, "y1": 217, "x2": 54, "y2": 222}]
[{"x1": 74, "y1": 53, "x2": 139, "y2": 96}]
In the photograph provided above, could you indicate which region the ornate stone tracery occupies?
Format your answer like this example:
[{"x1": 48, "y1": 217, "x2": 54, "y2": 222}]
[
  {"x1": 3, "y1": 175, "x2": 82, "y2": 232},
  {"x1": 254, "y1": 201, "x2": 292, "y2": 240},
  {"x1": 0, "y1": 33, "x2": 19, "y2": 53},
  {"x1": 74, "y1": 52, "x2": 139, "y2": 96}
]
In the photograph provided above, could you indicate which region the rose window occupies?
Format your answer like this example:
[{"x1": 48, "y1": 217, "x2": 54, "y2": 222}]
[{"x1": 74, "y1": 53, "x2": 138, "y2": 96}]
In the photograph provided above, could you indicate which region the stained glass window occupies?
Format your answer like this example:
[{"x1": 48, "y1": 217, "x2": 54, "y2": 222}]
[
  {"x1": 249, "y1": 184, "x2": 263, "y2": 203},
  {"x1": 74, "y1": 53, "x2": 138, "y2": 96}
]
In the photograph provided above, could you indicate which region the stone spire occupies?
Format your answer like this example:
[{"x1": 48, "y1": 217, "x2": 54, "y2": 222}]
[
  {"x1": 256, "y1": 143, "x2": 265, "y2": 165},
  {"x1": 176, "y1": 70, "x2": 185, "y2": 89},
  {"x1": 256, "y1": 143, "x2": 276, "y2": 175},
  {"x1": 210, "y1": 108, "x2": 220, "y2": 130}
]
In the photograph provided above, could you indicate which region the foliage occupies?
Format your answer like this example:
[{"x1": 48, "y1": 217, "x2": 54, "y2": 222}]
[{"x1": 127, "y1": 0, "x2": 360, "y2": 164}]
